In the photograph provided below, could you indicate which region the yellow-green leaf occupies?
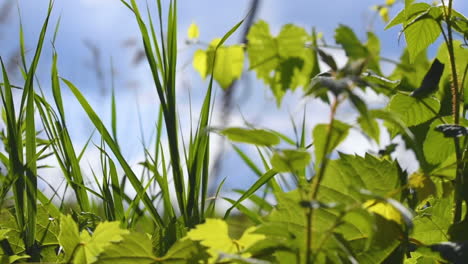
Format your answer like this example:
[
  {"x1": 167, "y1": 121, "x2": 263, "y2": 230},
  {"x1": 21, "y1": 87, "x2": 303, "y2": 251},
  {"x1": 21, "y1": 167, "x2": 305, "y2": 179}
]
[
  {"x1": 193, "y1": 49, "x2": 209, "y2": 79},
  {"x1": 271, "y1": 149, "x2": 311, "y2": 172},
  {"x1": 187, "y1": 22, "x2": 200, "y2": 40}
]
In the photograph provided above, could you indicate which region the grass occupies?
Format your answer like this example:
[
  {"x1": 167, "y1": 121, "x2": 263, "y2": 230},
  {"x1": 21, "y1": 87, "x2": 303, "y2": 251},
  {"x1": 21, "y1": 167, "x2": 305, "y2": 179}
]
[{"x1": 0, "y1": 0, "x2": 250, "y2": 260}]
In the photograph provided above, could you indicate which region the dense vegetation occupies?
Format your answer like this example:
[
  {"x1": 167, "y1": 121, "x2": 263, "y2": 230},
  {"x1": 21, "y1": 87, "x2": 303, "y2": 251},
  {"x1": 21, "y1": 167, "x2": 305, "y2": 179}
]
[{"x1": 1, "y1": 0, "x2": 468, "y2": 263}]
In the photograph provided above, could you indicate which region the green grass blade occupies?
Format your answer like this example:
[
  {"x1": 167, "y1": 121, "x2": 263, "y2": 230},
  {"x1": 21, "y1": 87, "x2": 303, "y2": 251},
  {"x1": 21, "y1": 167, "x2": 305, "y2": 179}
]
[
  {"x1": 224, "y1": 169, "x2": 277, "y2": 219},
  {"x1": 62, "y1": 77, "x2": 164, "y2": 227}
]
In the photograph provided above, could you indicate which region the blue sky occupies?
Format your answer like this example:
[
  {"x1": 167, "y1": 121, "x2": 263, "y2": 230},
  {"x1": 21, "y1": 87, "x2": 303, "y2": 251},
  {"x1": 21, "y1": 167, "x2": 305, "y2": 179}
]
[{"x1": 1, "y1": 1, "x2": 467, "y2": 198}]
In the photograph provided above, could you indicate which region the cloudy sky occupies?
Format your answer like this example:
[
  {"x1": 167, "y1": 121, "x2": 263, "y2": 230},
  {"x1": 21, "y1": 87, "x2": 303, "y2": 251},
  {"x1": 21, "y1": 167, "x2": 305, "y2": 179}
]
[{"x1": 1, "y1": 0, "x2": 466, "y2": 197}]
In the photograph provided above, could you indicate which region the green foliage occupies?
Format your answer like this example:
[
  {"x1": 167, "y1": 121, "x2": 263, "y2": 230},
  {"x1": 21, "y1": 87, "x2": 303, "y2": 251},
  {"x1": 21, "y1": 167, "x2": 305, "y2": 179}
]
[
  {"x1": 193, "y1": 38, "x2": 244, "y2": 89},
  {"x1": 1, "y1": 0, "x2": 468, "y2": 263},
  {"x1": 245, "y1": 20, "x2": 317, "y2": 104},
  {"x1": 313, "y1": 120, "x2": 350, "y2": 169},
  {"x1": 270, "y1": 149, "x2": 311, "y2": 172},
  {"x1": 219, "y1": 127, "x2": 280, "y2": 146}
]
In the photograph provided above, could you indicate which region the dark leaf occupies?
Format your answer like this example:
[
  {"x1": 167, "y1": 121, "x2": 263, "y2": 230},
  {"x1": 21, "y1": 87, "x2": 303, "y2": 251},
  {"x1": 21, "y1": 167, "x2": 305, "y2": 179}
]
[
  {"x1": 410, "y1": 59, "x2": 444, "y2": 98},
  {"x1": 430, "y1": 241, "x2": 468, "y2": 264},
  {"x1": 316, "y1": 48, "x2": 337, "y2": 71},
  {"x1": 435, "y1": 124, "x2": 468, "y2": 138}
]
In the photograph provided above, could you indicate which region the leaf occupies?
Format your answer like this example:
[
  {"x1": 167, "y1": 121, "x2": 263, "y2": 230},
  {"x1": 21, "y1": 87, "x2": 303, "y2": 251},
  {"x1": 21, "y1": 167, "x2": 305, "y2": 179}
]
[
  {"x1": 187, "y1": 219, "x2": 264, "y2": 261},
  {"x1": 95, "y1": 233, "x2": 156, "y2": 264},
  {"x1": 193, "y1": 50, "x2": 209, "y2": 79},
  {"x1": 186, "y1": 219, "x2": 233, "y2": 260},
  {"x1": 363, "y1": 200, "x2": 404, "y2": 225},
  {"x1": 387, "y1": 93, "x2": 440, "y2": 127},
  {"x1": 193, "y1": 39, "x2": 244, "y2": 89},
  {"x1": 211, "y1": 40, "x2": 244, "y2": 89},
  {"x1": 412, "y1": 197, "x2": 452, "y2": 245},
  {"x1": 58, "y1": 215, "x2": 80, "y2": 262},
  {"x1": 385, "y1": 3, "x2": 431, "y2": 30},
  {"x1": 410, "y1": 59, "x2": 445, "y2": 98},
  {"x1": 59, "y1": 216, "x2": 129, "y2": 264},
  {"x1": 187, "y1": 22, "x2": 199, "y2": 40},
  {"x1": 76, "y1": 222, "x2": 129, "y2": 264},
  {"x1": 162, "y1": 239, "x2": 209, "y2": 263},
  {"x1": 335, "y1": 24, "x2": 368, "y2": 59},
  {"x1": 313, "y1": 120, "x2": 351, "y2": 168},
  {"x1": 319, "y1": 153, "x2": 402, "y2": 202},
  {"x1": 435, "y1": 124, "x2": 468, "y2": 138},
  {"x1": 220, "y1": 127, "x2": 280, "y2": 146},
  {"x1": 408, "y1": 172, "x2": 437, "y2": 203},
  {"x1": 358, "y1": 114, "x2": 380, "y2": 144},
  {"x1": 270, "y1": 149, "x2": 311, "y2": 172},
  {"x1": 247, "y1": 20, "x2": 313, "y2": 104},
  {"x1": 436, "y1": 41, "x2": 468, "y2": 107},
  {"x1": 423, "y1": 118, "x2": 463, "y2": 165},
  {"x1": 316, "y1": 48, "x2": 337, "y2": 71},
  {"x1": 403, "y1": 7, "x2": 442, "y2": 63}
]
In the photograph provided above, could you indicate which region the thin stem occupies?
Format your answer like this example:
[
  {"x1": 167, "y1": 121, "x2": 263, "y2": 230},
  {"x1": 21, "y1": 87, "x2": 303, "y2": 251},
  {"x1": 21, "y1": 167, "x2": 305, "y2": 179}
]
[
  {"x1": 442, "y1": 0, "x2": 463, "y2": 223},
  {"x1": 306, "y1": 97, "x2": 340, "y2": 263}
]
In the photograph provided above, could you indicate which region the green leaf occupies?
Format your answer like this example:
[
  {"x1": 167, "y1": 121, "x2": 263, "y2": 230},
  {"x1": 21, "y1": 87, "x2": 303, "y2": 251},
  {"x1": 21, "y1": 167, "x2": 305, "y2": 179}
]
[
  {"x1": 95, "y1": 233, "x2": 156, "y2": 264},
  {"x1": 403, "y1": 7, "x2": 442, "y2": 63},
  {"x1": 335, "y1": 24, "x2": 368, "y2": 59},
  {"x1": 358, "y1": 114, "x2": 380, "y2": 144},
  {"x1": 385, "y1": 3, "x2": 431, "y2": 30},
  {"x1": 187, "y1": 219, "x2": 264, "y2": 261},
  {"x1": 247, "y1": 20, "x2": 313, "y2": 104},
  {"x1": 319, "y1": 153, "x2": 402, "y2": 202},
  {"x1": 59, "y1": 216, "x2": 130, "y2": 264},
  {"x1": 270, "y1": 149, "x2": 311, "y2": 172},
  {"x1": 193, "y1": 39, "x2": 244, "y2": 89},
  {"x1": 220, "y1": 127, "x2": 280, "y2": 146},
  {"x1": 246, "y1": 20, "x2": 277, "y2": 80},
  {"x1": 423, "y1": 118, "x2": 460, "y2": 166},
  {"x1": 187, "y1": 219, "x2": 233, "y2": 260},
  {"x1": 58, "y1": 215, "x2": 80, "y2": 262},
  {"x1": 313, "y1": 120, "x2": 351, "y2": 168},
  {"x1": 436, "y1": 41, "x2": 468, "y2": 108},
  {"x1": 387, "y1": 93, "x2": 440, "y2": 127},
  {"x1": 412, "y1": 197, "x2": 452, "y2": 245},
  {"x1": 75, "y1": 222, "x2": 129, "y2": 264}
]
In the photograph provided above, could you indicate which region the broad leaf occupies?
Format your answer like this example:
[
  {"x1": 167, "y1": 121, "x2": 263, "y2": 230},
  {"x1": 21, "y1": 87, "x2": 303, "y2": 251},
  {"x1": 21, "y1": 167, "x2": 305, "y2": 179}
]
[
  {"x1": 95, "y1": 233, "x2": 156, "y2": 264},
  {"x1": 319, "y1": 153, "x2": 402, "y2": 203},
  {"x1": 247, "y1": 20, "x2": 314, "y2": 104},
  {"x1": 313, "y1": 120, "x2": 351, "y2": 169},
  {"x1": 335, "y1": 25, "x2": 368, "y2": 59},
  {"x1": 270, "y1": 149, "x2": 311, "y2": 172},
  {"x1": 193, "y1": 38, "x2": 244, "y2": 89},
  {"x1": 412, "y1": 197, "x2": 452, "y2": 245},
  {"x1": 387, "y1": 93, "x2": 440, "y2": 127},
  {"x1": 187, "y1": 219, "x2": 264, "y2": 261}
]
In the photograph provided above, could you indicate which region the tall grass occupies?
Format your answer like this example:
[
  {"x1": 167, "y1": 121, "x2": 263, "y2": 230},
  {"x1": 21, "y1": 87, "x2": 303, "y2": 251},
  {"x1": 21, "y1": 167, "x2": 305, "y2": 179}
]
[{"x1": 0, "y1": 0, "x2": 246, "y2": 258}]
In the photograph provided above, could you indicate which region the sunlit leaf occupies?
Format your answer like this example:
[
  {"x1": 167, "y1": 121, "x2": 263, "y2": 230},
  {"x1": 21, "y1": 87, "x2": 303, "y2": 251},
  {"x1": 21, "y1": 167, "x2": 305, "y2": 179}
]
[
  {"x1": 363, "y1": 200, "x2": 403, "y2": 225},
  {"x1": 220, "y1": 127, "x2": 280, "y2": 146},
  {"x1": 187, "y1": 22, "x2": 200, "y2": 40},
  {"x1": 270, "y1": 149, "x2": 311, "y2": 172},
  {"x1": 313, "y1": 120, "x2": 351, "y2": 168},
  {"x1": 192, "y1": 39, "x2": 244, "y2": 89},
  {"x1": 387, "y1": 93, "x2": 440, "y2": 127}
]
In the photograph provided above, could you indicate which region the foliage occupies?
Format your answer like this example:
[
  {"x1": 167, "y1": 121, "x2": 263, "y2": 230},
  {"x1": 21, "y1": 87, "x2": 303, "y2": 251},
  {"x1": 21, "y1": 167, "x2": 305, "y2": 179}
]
[{"x1": 0, "y1": 0, "x2": 468, "y2": 263}]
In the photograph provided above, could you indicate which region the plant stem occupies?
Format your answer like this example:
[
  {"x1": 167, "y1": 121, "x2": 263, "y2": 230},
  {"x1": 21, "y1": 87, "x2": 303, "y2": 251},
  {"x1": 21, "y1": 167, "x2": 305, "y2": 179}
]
[
  {"x1": 442, "y1": 0, "x2": 463, "y2": 223},
  {"x1": 306, "y1": 97, "x2": 339, "y2": 263}
]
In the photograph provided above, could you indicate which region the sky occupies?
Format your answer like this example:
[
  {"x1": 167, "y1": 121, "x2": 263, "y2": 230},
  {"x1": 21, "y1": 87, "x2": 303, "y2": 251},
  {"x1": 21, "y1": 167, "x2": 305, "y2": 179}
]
[{"x1": 1, "y1": 0, "x2": 467, "y2": 201}]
